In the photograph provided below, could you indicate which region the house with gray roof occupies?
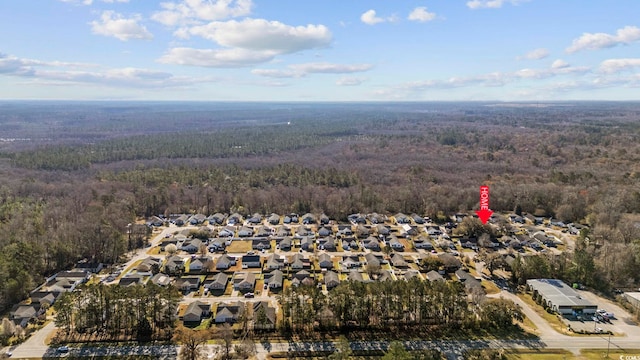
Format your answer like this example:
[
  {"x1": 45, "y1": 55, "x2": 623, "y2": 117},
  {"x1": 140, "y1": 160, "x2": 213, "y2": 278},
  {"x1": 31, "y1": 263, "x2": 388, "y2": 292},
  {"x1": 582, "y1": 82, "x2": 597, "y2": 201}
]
[
  {"x1": 233, "y1": 272, "x2": 256, "y2": 292},
  {"x1": 265, "y1": 253, "x2": 284, "y2": 270},
  {"x1": 216, "y1": 254, "x2": 236, "y2": 270},
  {"x1": 183, "y1": 301, "x2": 211, "y2": 324},
  {"x1": 204, "y1": 272, "x2": 229, "y2": 291},
  {"x1": 318, "y1": 253, "x2": 333, "y2": 269},
  {"x1": 324, "y1": 271, "x2": 340, "y2": 289},
  {"x1": 215, "y1": 302, "x2": 245, "y2": 324},
  {"x1": 265, "y1": 270, "x2": 283, "y2": 289}
]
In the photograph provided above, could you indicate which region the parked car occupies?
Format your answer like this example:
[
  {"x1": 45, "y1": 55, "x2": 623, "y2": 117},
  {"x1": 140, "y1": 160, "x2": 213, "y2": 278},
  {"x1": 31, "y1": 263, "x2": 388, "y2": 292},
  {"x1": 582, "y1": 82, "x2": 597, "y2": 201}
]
[{"x1": 244, "y1": 292, "x2": 254, "y2": 298}]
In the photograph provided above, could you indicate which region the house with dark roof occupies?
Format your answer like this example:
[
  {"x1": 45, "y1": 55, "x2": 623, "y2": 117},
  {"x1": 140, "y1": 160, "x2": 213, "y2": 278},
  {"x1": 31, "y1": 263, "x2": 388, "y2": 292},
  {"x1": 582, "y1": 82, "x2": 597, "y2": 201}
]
[
  {"x1": 252, "y1": 238, "x2": 271, "y2": 250},
  {"x1": 241, "y1": 254, "x2": 261, "y2": 268},
  {"x1": 296, "y1": 226, "x2": 313, "y2": 237},
  {"x1": 289, "y1": 253, "x2": 310, "y2": 270},
  {"x1": 208, "y1": 238, "x2": 227, "y2": 252},
  {"x1": 318, "y1": 253, "x2": 333, "y2": 269},
  {"x1": 227, "y1": 213, "x2": 243, "y2": 225},
  {"x1": 164, "y1": 256, "x2": 185, "y2": 275},
  {"x1": 455, "y1": 269, "x2": 484, "y2": 293},
  {"x1": 216, "y1": 254, "x2": 236, "y2": 270},
  {"x1": 395, "y1": 213, "x2": 410, "y2": 224},
  {"x1": 376, "y1": 224, "x2": 390, "y2": 236},
  {"x1": 300, "y1": 236, "x2": 314, "y2": 251},
  {"x1": 265, "y1": 254, "x2": 284, "y2": 270},
  {"x1": 209, "y1": 213, "x2": 226, "y2": 225},
  {"x1": 233, "y1": 272, "x2": 256, "y2": 292},
  {"x1": 356, "y1": 224, "x2": 371, "y2": 238},
  {"x1": 267, "y1": 213, "x2": 280, "y2": 225},
  {"x1": 137, "y1": 257, "x2": 162, "y2": 274},
  {"x1": 238, "y1": 226, "x2": 254, "y2": 238},
  {"x1": 183, "y1": 301, "x2": 211, "y2": 324},
  {"x1": 390, "y1": 253, "x2": 408, "y2": 268},
  {"x1": 337, "y1": 225, "x2": 354, "y2": 237},
  {"x1": 247, "y1": 213, "x2": 262, "y2": 225},
  {"x1": 414, "y1": 236, "x2": 434, "y2": 250},
  {"x1": 146, "y1": 216, "x2": 165, "y2": 227},
  {"x1": 318, "y1": 226, "x2": 332, "y2": 237},
  {"x1": 255, "y1": 226, "x2": 272, "y2": 237},
  {"x1": 119, "y1": 274, "x2": 144, "y2": 287},
  {"x1": 218, "y1": 226, "x2": 236, "y2": 238},
  {"x1": 364, "y1": 253, "x2": 381, "y2": 267},
  {"x1": 181, "y1": 239, "x2": 203, "y2": 254},
  {"x1": 411, "y1": 213, "x2": 426, "y2": 224},
  {"x1": 301, "y1": 213, "x2": 316, "y2": 225},
  {"x1": 189, "y1": 257, "x2": 212, "y2": 273},
  {"x1": 278, "y1": 237, "x2": 292, "y2": 251},
  {"x1": 253, "y1": 301, "x2": 276, "y2": 330},
  {"x1": 324, "y1": 271, "x2": 340, "y2": 289},
  {"x1": 438, "y1": 253, "x2": 462, "y2": 273},
  {"x1": 319, "y1": 236, "x2": 337, "y2": 251},
  {"x1": 319, "y1": 214, "x2": 330, "y2": 225},
  {"x1": 189, "y1": 214, "x2": 207, "y2": 225},
  {"x1": 204, "y1": 272, "x2": 229, "y2": 291},
  {"x1": 175, "y1": 276, "x2": 201, "y2": 293},
  {"x1": 389, "y1": 237, "x2": 405, "y2": 251},
  {"x1": 10, "y1": 304, "x2": 41, "y2": 327},
  {"x1": 362, "y1": 236, "x2": 381, "y2": 251},
  {"x1": 265, "y1": 270, "x2": 283, "y2": 289},
  {"x1": 275, "y1": 226, "x2": 291, "y2": 237},
  {"x1": 215, "y1": 302, "x2": 245, "y2": 324},
  {"x1": 341, "y1": 255, "x2": 361, "y2": 269}
]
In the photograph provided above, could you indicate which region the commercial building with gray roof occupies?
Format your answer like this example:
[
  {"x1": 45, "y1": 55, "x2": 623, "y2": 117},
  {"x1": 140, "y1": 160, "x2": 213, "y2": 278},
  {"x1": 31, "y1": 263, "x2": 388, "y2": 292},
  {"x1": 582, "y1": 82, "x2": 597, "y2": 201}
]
[{"x1": 526, "y1": 279, "x2": 597, "y2": 316}]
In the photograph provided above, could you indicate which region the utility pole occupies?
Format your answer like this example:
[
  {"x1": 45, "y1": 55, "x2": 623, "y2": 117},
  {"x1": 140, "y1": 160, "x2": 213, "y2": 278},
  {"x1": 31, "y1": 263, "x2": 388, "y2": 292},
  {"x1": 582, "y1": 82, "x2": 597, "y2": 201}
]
[{"x1": 606, "y1": 332, "x2": 611, "y2": 358}]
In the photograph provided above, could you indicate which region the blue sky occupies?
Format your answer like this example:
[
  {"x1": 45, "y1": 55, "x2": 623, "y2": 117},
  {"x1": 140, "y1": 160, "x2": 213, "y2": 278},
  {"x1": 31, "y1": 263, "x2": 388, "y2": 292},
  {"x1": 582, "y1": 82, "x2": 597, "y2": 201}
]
[{"x1": 1, "y1": 0, "x2": 640, "y2": 101}]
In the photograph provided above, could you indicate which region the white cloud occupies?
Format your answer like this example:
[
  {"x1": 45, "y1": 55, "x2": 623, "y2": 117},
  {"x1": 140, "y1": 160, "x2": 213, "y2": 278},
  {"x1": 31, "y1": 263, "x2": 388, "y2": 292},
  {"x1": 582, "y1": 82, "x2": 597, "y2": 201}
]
[
  {"x1": 0, "y1": 53, "x2": 209, "y2": 88},
  {"x1": 90, "y1": 11, "x2": 153, "y2": 41},
  {"x1": 183, "y1": 18, "x2": 332, "y2": 54},
  {"x1": 599, "y1": 58, "x2": 640, "y2": 73},
  {"x1": 378, "y1": 61, "x2": 591, "y2": 98},
  {"x1": 158, "y1": 47, "x2": 277, "y2": 67},
  {"x1": 466, "y1": 0, "x2": 528, "y2": 9},
  {"x1": 566, "y1": 26, "x2": 640, "y2": 53},
  {"x1": 251, "y1": 69, "x2": 300, "y2": 78},
  {"x1": 518, "y1": 48, "x2": 549, "y2": 60},
  {"x1": 360, "y1": 9, "x2": 384, "y2": 25},
  {"x1": 336, "y1": 77, "x2": 366, "y2": 86},
  {"x1": 551, "y1": 59, "x2": 569, "y2": 69},
  {"x1": 252, "y1": 62, "x2": 373, "y2": 78},
  {"x1": 408, "y1": 7, "x2": 436, "y2": 23},
  {"x1": 152, "y1": 0, "x2": 253, "y2": 26},
  {"x1": 289, "y1": 62, "x2": 373, "y2": 74}
]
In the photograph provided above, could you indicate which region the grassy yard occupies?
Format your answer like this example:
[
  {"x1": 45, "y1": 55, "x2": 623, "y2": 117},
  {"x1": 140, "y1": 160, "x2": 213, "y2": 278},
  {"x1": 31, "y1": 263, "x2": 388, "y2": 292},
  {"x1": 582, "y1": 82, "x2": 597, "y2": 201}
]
[{"x1": 227, "y1": 240, "x2": 252, "y2": 253}]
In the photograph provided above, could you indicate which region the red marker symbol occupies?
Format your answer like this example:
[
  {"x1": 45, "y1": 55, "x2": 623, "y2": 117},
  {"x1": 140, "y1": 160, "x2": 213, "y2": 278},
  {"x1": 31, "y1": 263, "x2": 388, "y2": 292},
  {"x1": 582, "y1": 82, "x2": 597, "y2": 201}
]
[{"x1": 476, "y1": 185, "x2": 493, "y2": 224}]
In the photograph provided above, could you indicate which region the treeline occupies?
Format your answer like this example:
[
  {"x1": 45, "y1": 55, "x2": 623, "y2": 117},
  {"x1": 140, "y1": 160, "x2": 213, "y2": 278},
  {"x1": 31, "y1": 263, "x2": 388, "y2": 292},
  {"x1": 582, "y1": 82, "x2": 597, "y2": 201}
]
[
  {"x1": 278, "y1": 279, "x2": 522, "y2": 334},
  {"x1": 53, "y1": 283, "x2": 181, "y2": 341},
  {"x1": 6, "y1": 124, "x2": 357, "y2": 171}
]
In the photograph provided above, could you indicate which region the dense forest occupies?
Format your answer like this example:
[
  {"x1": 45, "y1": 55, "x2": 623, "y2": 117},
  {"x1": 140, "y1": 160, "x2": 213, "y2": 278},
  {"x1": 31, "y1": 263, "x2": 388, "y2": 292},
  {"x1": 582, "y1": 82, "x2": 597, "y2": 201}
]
[{"x1": 1, "y1": 101, "x2": 640, "y2": 313}]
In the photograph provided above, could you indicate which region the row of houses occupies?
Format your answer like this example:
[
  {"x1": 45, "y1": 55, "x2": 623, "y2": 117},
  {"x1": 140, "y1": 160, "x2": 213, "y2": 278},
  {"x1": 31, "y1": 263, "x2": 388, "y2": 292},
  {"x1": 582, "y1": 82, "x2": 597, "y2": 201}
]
[
  {"x1": 10, "y1": 269, "x2": 92, "y2": 327},
  {"x1": 182, "y1": 300, "x2": 277, "y2": 329}
]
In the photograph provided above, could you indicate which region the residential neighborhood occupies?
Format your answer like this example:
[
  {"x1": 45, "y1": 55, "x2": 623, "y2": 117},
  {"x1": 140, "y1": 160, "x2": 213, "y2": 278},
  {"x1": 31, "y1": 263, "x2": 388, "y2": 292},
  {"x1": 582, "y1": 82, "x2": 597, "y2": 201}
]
[{"x1": 9, "y1": 210, "x2": 584, "y2": 331}]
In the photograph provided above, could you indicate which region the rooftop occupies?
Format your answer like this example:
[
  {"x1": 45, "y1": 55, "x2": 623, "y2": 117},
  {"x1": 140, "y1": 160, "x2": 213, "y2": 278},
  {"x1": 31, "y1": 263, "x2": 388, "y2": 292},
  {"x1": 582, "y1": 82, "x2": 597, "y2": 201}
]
[{"x1": 527, "y1": 279, "x2": 595, "y2": 308}]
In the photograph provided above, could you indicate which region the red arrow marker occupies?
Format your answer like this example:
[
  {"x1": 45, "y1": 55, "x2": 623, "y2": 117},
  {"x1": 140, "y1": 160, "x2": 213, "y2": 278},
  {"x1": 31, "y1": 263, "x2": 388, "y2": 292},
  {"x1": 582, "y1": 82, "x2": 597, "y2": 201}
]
[{"x1": 476, "y1": 185, "x2": 494, "y2": 224}]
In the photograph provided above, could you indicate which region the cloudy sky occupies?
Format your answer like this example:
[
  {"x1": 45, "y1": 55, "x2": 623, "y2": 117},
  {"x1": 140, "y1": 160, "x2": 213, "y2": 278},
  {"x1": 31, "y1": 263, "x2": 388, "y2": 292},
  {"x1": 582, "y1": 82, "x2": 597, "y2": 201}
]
[{"x1": 1, "y1": 0, "x2": 640, "y2": 101}]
